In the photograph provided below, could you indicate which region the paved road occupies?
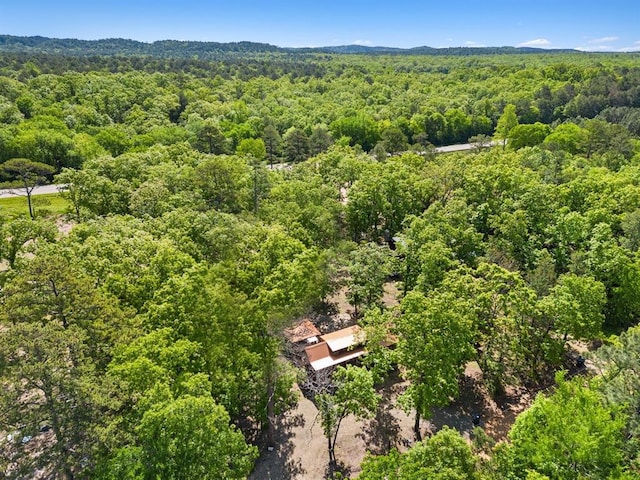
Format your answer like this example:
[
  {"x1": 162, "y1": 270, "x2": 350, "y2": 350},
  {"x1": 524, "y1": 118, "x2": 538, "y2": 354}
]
[
  {"x1": 0, "y1": 184, "x2": 63, "y2": 199},
  {"x1": 435, "y1": 142, "x2": 484, "y2": 153},
  {"x1": 0, "y1": 142, "x2": 490, "y2": 199},
  {"x1": 407, "y1": 141, "x2": 495, "y2": 156}
]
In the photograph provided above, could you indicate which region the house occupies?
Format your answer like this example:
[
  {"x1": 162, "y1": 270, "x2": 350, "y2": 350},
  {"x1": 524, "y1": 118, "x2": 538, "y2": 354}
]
[
  {"x1": 304, "y1": 325, "x2": 366, "y2": 371},
  {"x1": 284, "y1": 319, "x2": 322, "y2": 345}
]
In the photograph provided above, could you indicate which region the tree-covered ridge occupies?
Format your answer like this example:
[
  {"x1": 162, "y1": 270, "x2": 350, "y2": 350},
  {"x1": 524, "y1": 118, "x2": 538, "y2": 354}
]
[
  {"x1": 1, "y1": 49, "x2": 640, "y2": 478},
  {"x1": 0, "y1": 34, "x2": 584, "y2": 58}
]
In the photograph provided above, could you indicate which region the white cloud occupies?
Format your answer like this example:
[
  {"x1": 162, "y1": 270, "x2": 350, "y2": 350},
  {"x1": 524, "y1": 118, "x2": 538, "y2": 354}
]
[
  {"x1": 617, "y1": 45, "x2": 640, "y2": 52},
  {"x1": 353, "y1": 39, "x2": 372, "y2": 46},
  {"x1": 517, "y1": 38, "x2": 551, "y2": 47},
  {"x1": 587, "y1": 36, "x2": 618, "y2": 44},
  {"x1": 464, "y1": 41, "x2": 486, "y2": 47},
  {"x1": 575, "y1": 45, "x2": 612, "y2": 51}
]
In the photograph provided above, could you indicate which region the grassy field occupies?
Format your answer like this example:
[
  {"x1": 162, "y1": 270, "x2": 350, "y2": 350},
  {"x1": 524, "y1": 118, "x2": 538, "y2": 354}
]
[{"x1": 0, "y1": 194, "x2": 69, "y2": 219}]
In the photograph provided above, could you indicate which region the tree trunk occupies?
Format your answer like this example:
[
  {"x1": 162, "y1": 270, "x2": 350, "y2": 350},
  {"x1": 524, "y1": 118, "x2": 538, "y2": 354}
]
[
  {"x1": 266, "y1": 372, "x2": 276, "y2": 446},
  {"x1": 253, "y1": 164, "x2": 259, "y2": 215},
  {"x1": 328, "y1": 434, "x2": 335, "y2": 465},
  {"x1": 27, "y1": 191, "x2": 34, "y2": 219},
  {"x1": 414, "y1": 409, "x2": 422, "y2": 441}
]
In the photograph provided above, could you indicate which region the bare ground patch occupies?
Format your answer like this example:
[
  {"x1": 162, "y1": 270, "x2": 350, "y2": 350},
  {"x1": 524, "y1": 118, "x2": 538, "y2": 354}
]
[{"x1": 250, "y1": 281, "x2": 534, "y2": 479}]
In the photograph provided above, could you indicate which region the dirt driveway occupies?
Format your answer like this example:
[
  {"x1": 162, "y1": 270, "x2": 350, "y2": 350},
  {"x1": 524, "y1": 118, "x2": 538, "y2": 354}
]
[
  {"x1": 249, "y1": 283, "x2": 530, "y2": 479},
  {"x1": 249, "y1": 364, "x2": 528, "y2": 479}
]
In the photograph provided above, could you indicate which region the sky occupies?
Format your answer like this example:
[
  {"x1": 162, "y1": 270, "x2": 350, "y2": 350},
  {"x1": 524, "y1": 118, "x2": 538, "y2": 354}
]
[{"x1": 1, "y1": 0, "x2": 639, "y2": 52}]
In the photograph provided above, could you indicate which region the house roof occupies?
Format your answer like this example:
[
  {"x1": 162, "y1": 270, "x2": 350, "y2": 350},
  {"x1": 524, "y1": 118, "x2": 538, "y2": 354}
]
[
  {"x1": 304, "y1": 324, "x2": 367, "y2": 371},
  {"x1": 284, "y1": 319, "x2": 322, "y2": 343},
  {"x1": 304, "y1": 341, "x2": 366, "y2": 371},
  {"x1": 320, "y1": 325, "x2": 364, "y2": 352}
]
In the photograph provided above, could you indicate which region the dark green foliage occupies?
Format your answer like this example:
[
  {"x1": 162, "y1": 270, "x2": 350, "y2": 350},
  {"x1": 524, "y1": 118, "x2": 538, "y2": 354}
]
[{"x1": 2, "y1": 45, "x2": 640, "y2": 479}]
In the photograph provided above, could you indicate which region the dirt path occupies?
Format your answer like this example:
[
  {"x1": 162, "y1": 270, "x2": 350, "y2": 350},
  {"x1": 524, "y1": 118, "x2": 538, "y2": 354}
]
[
  {"x1": 249, "y1": 282, "x2": 529, "y2": 479},
  {"x1": 249, "y1": 379, "x2": 413, "y2": 480},
  {"x1": 250, "y1": 367, "x2": 527, "y2": 479}
]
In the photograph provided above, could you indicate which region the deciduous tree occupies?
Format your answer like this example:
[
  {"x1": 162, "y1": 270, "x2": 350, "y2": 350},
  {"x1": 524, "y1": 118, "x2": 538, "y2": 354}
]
[
  {"x1": 316, "y1": 366, "x2": 380, "y2": 467},
  {"x1": 1, "y1": 158, "x2": 55, "y2": 218},
  {"x1": 137, "y1": 395, "x2": 258, "y2": 479},
  {"x1": 496, "y1": 373, "x2": 626, "y2": 479},
  {"x1": 396, "y1": 290, "x2": 475, "y2": 440},
  {"x1": 494, "y1": 104, "x2": 518, "y2": 150}
]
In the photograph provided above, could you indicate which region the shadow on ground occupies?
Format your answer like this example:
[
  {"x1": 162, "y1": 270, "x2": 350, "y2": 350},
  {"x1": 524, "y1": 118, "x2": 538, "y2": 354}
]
[{"x1": 249, "y1": 412, "x2": 306, "y2": 480}]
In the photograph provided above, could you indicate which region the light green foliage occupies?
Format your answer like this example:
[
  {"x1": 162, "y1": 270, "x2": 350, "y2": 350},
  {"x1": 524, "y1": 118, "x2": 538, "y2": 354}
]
[
  {"x1": 405, "y1": 427, "x2": 478, "y2": 479},
  {"x1": 540, "y1": 273, "x2": 606, "y2": 341},
  {"x1": 495, "y1": 103, "x2": 519, "y2": 149},
  {"x1": 329, "y1": 114, "x2": 380, "y2": 151},
  {"x1": 399, "y1": 197, "x2": 482, "y2": 292},
  {"x1": 346, "y1": 155, "x2": 430, "y2": 240},
  {"x1": 142, "y1": 269, "x2": 262, "y2": 418},
  {"x1": 530, "y1": 273, "x2": 606, "y2": 369},
  {"x1": 108, "y1": 328, "x2": 206, "y2": 401},
  {"x1": 137, "y1": 395, "x2": 258, "y2": 480},
  {"x1": 149, "y1": 207, "x2": 250, "y2": 262},
  {"x1": 345, "y1": 242, "x2": 396, "y2": 316},
  {"x1": 442, "y1": 264, "x2": 538, "y2": 392},
  {"x1": 236, "y1": 137, "x2": 266, "y2": 160},
  {"x1": 103, "y1": 329, "x2": 258, "y2": 479},
  {"x1": 4, "y1": 116, "x2": 80, "y2": 170},
  {"x1": 317, "y1": 365, "x2": 381, "y2": 465},
  {"x1": 361, "y1": 308, "x2": 398, "y2": 382},
  {"x1": 95, "y1": 125, "x2": 134, "y2": 156},
  {"x1": 260, "y1": 172, "x2": 343, "y2": 246},
  {"x1": 499, "y1": 373, "x2": 626, "y2": 479},
  {"x1": 543, "y1": 122, "x2": 589, "y2": 154},
  {"x1": 397, "y1": 290, "x2": 476, "y2": 438},
  {"x1": 359, "y1": 449, "x2": 402, "y2": 480},
  {"x1": 55, "y1": 166, "x2": 131, "y2": 217},
  {"x1": 508, "y1": 122, "x2": 551, "y2": 150},
  {"x1": 66, "y1": 217, "x2": 196, "y2": 312},
  {"x1": 360, "y1": 427, "x2": 478, "y2": 480},
  {"x1": 0, "y1": 216, "x2": 56, "y2": 267},
  {"x1": 219, "y1": 223, "x2": 328, "y2": 318}
]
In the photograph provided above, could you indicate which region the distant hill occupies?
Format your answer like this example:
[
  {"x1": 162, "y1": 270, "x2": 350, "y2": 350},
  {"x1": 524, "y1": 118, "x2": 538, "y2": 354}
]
[
  {"x1": 0, "y1": 34, "x2": 582, "y2": 58},
  {"x1": 303, "y1": 44, "x2": 582, "y2": 55}
]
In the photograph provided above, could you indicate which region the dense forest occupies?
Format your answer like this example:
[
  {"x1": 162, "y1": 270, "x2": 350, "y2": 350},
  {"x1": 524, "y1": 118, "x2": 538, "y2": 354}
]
[
  {"x1": 0, "y1": 34, "x2": 581, "y2": 57},
  {"x1": 1, "y1": 40, "x2": 640, "y2": 479}
]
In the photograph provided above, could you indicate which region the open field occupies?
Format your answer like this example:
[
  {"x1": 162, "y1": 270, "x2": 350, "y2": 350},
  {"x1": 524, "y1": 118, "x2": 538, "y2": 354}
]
[{"x1": 0, "y1": 194, "x2": 69, "y2": 219}]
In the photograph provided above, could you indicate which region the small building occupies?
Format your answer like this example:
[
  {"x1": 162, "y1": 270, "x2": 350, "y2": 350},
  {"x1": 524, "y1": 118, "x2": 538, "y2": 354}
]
[
  {"x1": 304, "y1": 325, "x2": 366, "y2": 371},
  {"x1": 284, "y1": 319, "x2": 322, "y2": 345}
]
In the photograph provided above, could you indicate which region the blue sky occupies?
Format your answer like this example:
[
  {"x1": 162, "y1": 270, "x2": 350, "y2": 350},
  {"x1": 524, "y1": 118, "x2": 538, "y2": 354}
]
[{"x1": 1, "y1": 0, "x2": 639, "y2": 51}]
